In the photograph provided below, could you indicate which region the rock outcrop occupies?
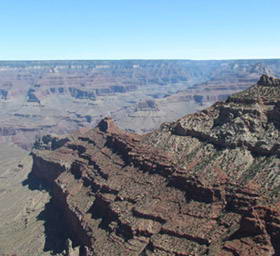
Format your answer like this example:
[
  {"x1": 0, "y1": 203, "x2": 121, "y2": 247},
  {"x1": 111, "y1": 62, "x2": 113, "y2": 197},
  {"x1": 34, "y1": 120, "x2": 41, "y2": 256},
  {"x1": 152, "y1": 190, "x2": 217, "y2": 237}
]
[
  {"x1": 26, "y1": 88, "x2": 40, "y2": 103},
  {"x1": 30, "y1": 75, "x2": 280, "y2": 255},
  {"x1": 68, "y1": 88, "x2": 96, "y2": 100},
  {"x1": 135, "y1": 100, "x2": 159, "y2": 111},
  {"x1": 1, "y1": 59, "x2": 280, "y2": 150}
]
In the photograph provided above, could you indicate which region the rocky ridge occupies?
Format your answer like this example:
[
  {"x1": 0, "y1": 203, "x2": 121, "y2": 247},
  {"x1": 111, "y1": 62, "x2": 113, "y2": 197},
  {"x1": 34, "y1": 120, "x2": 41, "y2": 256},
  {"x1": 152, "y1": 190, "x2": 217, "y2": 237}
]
[
  {"x1": 1, "y1": 59, "x2": 280, "y2": 149},
  {"x1": 30, "y1": 75, "x2": 280, "y2": 255}
]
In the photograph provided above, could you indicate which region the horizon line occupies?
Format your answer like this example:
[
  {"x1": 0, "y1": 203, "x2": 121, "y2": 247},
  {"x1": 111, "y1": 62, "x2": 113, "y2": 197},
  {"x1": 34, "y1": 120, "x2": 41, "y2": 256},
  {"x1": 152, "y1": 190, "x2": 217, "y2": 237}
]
[{"x1": 0, "y1": 57, "x2": 280, "y2": 62}]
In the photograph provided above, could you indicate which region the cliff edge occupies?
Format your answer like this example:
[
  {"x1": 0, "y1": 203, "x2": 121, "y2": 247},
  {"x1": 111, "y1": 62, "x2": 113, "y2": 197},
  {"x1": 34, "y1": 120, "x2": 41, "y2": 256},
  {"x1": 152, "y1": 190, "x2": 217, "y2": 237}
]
[{"x1": 31, "y1": 75, "x2": 280, "y2": 256}]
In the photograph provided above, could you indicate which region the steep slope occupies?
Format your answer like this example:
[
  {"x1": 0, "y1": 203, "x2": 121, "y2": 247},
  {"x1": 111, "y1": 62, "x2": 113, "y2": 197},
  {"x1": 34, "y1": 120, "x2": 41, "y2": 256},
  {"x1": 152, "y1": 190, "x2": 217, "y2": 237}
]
[{"x1": 30, "y1": 75, "x2": 280, "y2": 256}]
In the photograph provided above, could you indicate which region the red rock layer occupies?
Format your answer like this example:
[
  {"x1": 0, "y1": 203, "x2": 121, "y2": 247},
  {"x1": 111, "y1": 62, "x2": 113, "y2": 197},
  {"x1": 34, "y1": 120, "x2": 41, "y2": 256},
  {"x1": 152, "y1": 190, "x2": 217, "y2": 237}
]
[{"x1": 31, "y1": 75, "x2": 280, "y2": 256}]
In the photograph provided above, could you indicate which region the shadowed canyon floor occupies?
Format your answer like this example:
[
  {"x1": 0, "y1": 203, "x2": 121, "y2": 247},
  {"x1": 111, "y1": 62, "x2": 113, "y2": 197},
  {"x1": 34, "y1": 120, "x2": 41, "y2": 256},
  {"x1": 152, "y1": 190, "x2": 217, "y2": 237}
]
[
  {"x1": 0, "y1": 144, "x2": 75, "y2": 256},
  {"x1": 0, "y1": 144, "x2": 49, "y2": 255},
  {"x1": 25, "y1": 75, "x2": 280, "y2": 256}
]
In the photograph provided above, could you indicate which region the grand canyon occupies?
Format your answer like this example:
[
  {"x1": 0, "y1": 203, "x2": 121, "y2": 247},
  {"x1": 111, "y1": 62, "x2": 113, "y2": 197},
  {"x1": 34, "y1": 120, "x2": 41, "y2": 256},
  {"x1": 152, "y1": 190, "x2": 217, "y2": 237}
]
[
  {"x1": 0, "y1": 59, "x2": 279, "y2": 150},
  {"x1": 1, "y1": 60, "x2": 280, "y2": 256}
]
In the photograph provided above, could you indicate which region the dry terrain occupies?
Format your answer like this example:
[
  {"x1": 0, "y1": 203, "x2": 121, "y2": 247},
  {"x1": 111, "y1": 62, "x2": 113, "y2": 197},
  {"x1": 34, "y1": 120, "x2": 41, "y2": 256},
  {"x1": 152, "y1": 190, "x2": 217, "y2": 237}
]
[
  {"x1": 28, "y1": 75, "x2": 280, "y2": 255},
  {"x1": 0, "y1": 144, "x2": 68, "y2": 256},
  {"x1": 1, "y1": 59, "x2": 280, "y2": 149},
  {"x1": 1, "y1": 58, "x2": 280, "y2": 255}
]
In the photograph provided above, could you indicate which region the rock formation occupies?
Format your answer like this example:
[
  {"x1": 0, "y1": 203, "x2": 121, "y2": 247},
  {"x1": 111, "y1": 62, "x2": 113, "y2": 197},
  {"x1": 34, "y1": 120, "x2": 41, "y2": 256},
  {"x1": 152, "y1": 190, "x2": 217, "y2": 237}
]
[
  {"x1": 29, "y1": 75, "x2": 280, "y2": 255},
  {"x1": 1, "y1": 59, "x2": 280, "y2": 150}
]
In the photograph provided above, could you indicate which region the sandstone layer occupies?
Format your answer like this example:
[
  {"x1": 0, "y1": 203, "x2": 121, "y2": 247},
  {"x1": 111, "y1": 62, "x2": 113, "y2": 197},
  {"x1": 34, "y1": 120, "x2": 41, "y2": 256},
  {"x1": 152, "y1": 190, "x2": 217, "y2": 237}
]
[
  {"x1": 30, "y1": 75, "x2": 280, "y2": 256},
  {"x1": 1, "y1": 59, "x2": 280, "y2": 149}
]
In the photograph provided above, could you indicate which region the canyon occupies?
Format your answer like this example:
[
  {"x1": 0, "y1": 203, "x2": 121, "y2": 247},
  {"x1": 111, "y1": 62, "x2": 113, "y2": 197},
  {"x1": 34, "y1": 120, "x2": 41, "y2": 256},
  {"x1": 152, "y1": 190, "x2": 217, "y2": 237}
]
[
  {"x1": 1, "y1": 59, "x2": 280, "y2": 255},
  {"x1": 1, "y1": 59, "x2": 280, "y2": 149},
  {"x1": 23, "y1": 75, "x2": 280, "y2": 256}
]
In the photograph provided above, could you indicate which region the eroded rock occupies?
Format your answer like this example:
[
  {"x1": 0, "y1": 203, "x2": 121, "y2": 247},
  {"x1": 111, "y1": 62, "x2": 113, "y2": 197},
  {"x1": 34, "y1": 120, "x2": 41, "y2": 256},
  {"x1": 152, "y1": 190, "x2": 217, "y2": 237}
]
[{"x1": 30, "y1": 76, "x2": 280, "y2": 255}]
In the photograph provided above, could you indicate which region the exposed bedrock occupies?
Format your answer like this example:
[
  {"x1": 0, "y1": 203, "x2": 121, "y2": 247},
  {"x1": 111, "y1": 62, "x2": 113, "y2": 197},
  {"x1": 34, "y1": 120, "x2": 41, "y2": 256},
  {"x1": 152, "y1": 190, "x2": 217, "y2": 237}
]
[{"x1": 30, "y1": 75, "x2": 280, "y2": 256}]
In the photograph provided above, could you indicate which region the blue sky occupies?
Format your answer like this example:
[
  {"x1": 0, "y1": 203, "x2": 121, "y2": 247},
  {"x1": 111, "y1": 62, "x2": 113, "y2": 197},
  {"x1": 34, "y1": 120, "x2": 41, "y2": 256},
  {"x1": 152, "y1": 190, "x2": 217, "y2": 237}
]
[{"x1": 0, "y1": 0, "x2": 279, "y2": 60}]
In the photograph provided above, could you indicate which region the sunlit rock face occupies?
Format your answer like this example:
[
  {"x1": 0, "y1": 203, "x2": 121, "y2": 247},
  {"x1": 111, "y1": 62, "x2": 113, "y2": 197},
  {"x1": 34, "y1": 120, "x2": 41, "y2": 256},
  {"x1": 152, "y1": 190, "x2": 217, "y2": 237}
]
[{"x1": 30, "y1": 76, "x2": 280, "y2": 255}]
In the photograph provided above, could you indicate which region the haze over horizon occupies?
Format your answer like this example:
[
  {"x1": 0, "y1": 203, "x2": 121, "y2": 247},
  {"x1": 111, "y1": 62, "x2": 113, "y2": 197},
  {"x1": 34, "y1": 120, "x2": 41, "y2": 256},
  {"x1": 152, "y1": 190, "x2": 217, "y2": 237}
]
[
  {"x1": 1, "y1": 0, "x2": 280, "y2": 60},
  {"x1": 1, "y1": 57, "x2": 280, "y2": 62}
]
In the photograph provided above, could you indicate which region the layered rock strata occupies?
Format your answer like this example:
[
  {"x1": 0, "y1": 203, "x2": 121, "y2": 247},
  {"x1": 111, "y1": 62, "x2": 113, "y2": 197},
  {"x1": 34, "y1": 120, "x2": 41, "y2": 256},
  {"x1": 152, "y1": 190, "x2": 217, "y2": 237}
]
[{"x1": 31, "y1": 75, "x2": 280, "y2": 256}]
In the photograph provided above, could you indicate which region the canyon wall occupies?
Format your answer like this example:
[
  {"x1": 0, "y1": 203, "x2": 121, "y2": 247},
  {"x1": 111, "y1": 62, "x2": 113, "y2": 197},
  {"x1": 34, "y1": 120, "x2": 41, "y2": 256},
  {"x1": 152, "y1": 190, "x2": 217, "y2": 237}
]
[{"x1": 30, "y1": 75, "x2": 280, "y2": 255}]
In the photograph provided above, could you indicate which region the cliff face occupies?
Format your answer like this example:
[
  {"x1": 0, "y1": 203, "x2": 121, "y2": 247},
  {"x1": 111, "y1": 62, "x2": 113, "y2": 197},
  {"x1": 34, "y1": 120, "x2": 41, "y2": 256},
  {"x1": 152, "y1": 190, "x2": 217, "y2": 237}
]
[
  {"x1": 31, "y1": 75, "x2": 280, "y2": 256},
  {"x1": 2, "y1": 59, "x2": 280, "y2": 150}
]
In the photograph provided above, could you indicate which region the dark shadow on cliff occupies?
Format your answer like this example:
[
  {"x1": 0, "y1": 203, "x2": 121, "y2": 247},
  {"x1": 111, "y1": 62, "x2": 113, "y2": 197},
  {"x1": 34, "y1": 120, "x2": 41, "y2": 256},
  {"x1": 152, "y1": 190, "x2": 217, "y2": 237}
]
[
  {"x1": 37, "y1": 198, "x2": 69, "y2": 254},
  {"x1": 22, "y1": 170, "x2": 48, "y2": 191},
  {"x1": 22, "y1": 170, "x2": 69, "y2": 254}
]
